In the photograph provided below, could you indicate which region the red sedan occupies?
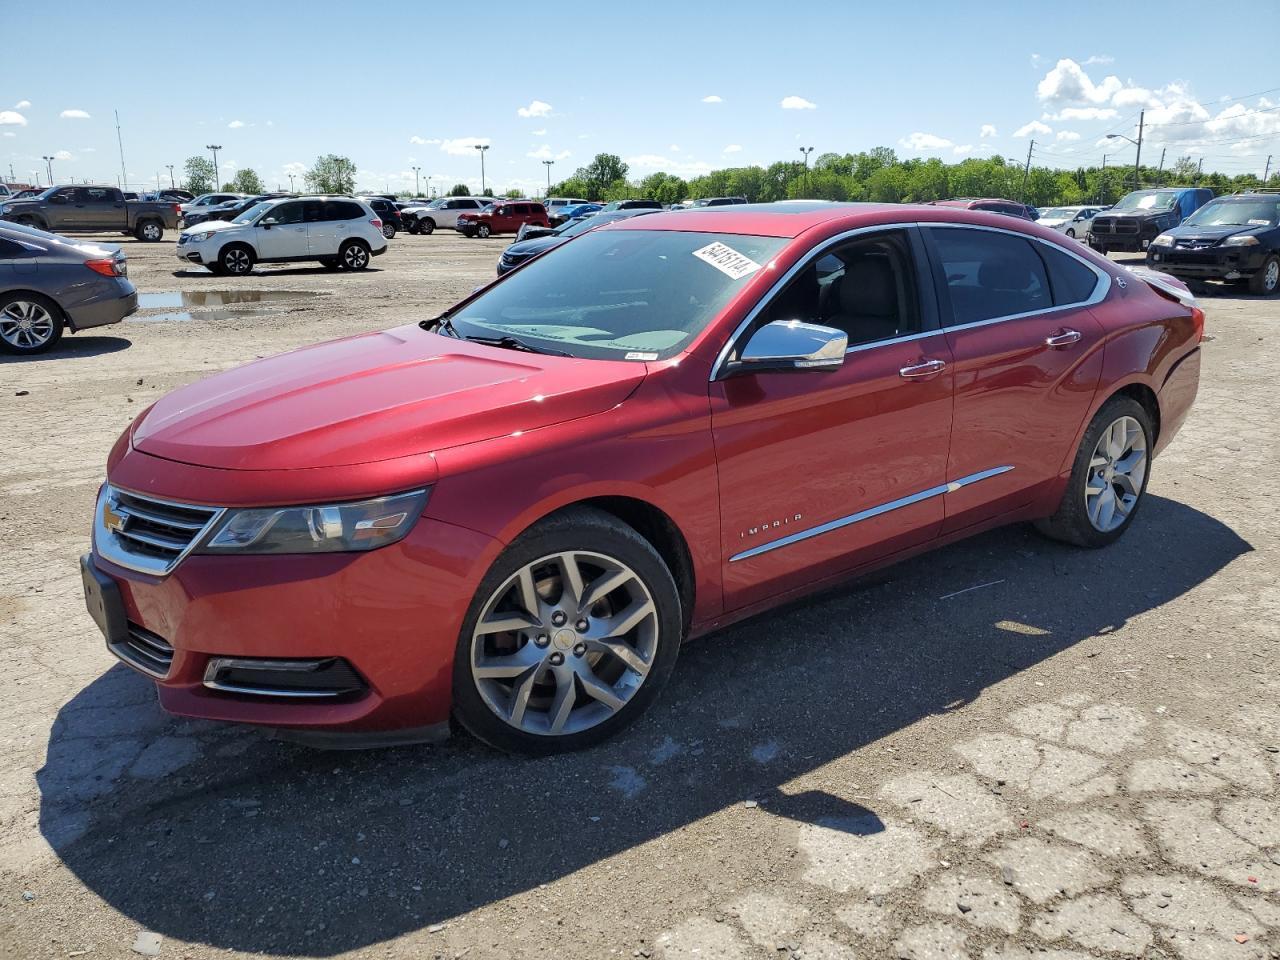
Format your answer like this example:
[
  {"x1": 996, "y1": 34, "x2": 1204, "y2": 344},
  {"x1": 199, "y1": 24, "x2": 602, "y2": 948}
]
[{"x1": 81, "y1": 203, "x2": 1203, "y2": 754}]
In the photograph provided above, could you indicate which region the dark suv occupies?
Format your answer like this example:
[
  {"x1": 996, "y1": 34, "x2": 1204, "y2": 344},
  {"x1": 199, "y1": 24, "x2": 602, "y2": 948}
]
[
  {"x1": 1146, "y1": 191, "x2": 1280, "y2": 296},
  {"x1": 1089, "y1": 188, "x2": 1213, "y2": 254},
  {"x1": 362, "y1": 197, "x2": 403, "y2": 239}
]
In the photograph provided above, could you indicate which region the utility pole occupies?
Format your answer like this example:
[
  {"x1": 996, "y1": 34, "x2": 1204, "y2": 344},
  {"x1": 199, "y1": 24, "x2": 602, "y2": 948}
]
[
  {"x1": 542, "y1": 159, "x2": 554, "y2": 198},
  {"x1": 206, "y1": 144, "x2": 222, "y2": 191},
  {"x1": 115, "y1": 110, "x2": 128, "y2": 193},
  {"x1": 1196, "y1": 157, "x2": 1203, "y2": 183},
  {"x1": 1020, "y1": 140, "x2": 1034, "y2": 202},
  {"x1": 1156, "y1": 147, "x2": 1166, "y2": 186},
  {"x1": 42, "y1": 155, "x2": 54, "y2": 184},
  {"x1": 1100, "y1": 154, "x2": 1107, "y2": 204},
  {"x1": 1264, "y1": 155, "x2": 1273, "y2": 184},
  {"x1": 474, "y1": 143, "x2": 489, "y2": 194},
  {"x1": 1133, "y1": 111, "x2": 1144, "y2": 190},
  {"x1": 166, "y1": 164, "x2": 174, "y2": 188},
  {"x1": 411, "y1": 165, "x2": 421, "y2": 196}
]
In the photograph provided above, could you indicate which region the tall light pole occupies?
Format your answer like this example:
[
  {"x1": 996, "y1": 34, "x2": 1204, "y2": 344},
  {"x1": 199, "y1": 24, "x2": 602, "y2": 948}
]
[
  {"x1": 165, "y1": 164, "x2": 175, "y2": 188},
  {"x1": 799, "y1": 146, "x2": 814, "y2": 168},
  {"x1": 115, "y1": 110, "x2": 128, "y2": 192},
  {"x1": 542, "y1": 159, "x2": 554, "y2": 198},
  {"x1": 475, "y1": 143, "x2": 489, "y2": 194},
  {"x1": 1106, "y1": 110, "x2": 1144, "y2": 190},
  {"x1": 42, "y1": 155, "x2": 54, "y2": 184},
  {"x1": 411, "y1": 165, "x2": 421, "y2": 197},
  {"x1": 206, "y1": 144, "x2": 222, "y2": 191},
  {"x1": 287, "y1": 173, "x2": 296, "y2": 192}
]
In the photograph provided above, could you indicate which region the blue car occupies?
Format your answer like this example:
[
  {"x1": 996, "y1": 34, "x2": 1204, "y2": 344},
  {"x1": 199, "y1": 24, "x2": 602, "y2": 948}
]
[{"x1": 550, "y1": 202, "x2": 602, "y2": 225}]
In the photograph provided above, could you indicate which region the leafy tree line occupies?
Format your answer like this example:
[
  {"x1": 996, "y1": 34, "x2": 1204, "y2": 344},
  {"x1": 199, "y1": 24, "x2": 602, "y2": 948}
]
[
  {"x1": 550, "y1": 150, "x2": 1279, "y2": 207},
  {"x1": 180, "y1": 154, "x2": 357, "y2": 195}
]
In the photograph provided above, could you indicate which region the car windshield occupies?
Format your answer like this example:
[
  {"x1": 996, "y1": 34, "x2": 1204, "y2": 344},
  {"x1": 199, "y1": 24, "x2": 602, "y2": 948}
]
[
  {"x1": 1183, "y1": 198, "x2": 1279, "y2": 227},
  {"x1": 1111, "y1": 191, "x2": 1178, "y2": 213},
  {"x1": 446, "y1": 229, "x2": 787, "y2": 361},
  {"x1": 1039, "y1": 207, "x2": 1076, "y2": 219},
  {"x1": 232, "y1": 201, "x2": 272, "y2": 224}
]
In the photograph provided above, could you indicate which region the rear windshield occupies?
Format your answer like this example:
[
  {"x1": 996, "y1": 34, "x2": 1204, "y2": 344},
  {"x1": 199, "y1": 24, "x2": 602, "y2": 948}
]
[
  {"x1": 1183, "y1": 198, "x2": 1280, "y2": 228},
  {"x1": 448, "y1": 230, "x2": 787, "y2": 361}
]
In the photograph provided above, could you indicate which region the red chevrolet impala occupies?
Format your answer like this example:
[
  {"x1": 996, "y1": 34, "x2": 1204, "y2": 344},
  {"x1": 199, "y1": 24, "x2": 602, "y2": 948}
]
[{"x1": 81, "y1": 203, "x2": 1203, "y2": 753}]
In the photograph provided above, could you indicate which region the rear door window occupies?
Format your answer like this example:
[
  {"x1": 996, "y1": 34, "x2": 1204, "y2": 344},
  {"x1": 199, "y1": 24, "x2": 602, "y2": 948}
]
[
  {"x1": 302, "y1": 200, "x2": 326, "y2": 222},
  {"x1": 928, "y1": 227, "x2": 1052, "y2": 325}
]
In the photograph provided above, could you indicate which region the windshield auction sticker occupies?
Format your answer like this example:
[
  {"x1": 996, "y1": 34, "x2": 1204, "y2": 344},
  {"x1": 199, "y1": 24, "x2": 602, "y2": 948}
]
[{"x1": 692, "y1": 241, "x2": 763, "y2": 280}]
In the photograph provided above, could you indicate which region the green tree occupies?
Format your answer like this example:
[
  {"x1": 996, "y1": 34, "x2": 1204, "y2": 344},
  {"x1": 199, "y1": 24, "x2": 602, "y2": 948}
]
[
  {"x1": 184, "y1": 156, "x2": 215, "y2": 194},
  {"x1": 573, "y1": 153, "x2": 629, "y2": 200},
  {"x1": 304, "y1": 154, "x2": 356, "y2": 194},
  {"x1": 230, "y1": 168, "x2": 264, "y2": 194},
  {"x1": 447, "y1": 182, "x2": 471, "y2": 196}
]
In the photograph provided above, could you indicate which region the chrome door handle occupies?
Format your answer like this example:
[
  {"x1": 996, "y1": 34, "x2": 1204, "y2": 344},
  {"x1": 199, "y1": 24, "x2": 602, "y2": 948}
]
[
  {"x1": 899, "y1": 359, "x2": 947, "y2": 379},
  {"x1": 1045, "y1": 329, "x2": 1083, "y2": 348}
]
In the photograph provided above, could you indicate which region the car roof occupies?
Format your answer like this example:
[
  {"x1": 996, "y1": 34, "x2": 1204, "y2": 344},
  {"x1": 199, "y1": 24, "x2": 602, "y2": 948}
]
[{"x1": 602, "y1": 201, "x2": 1081, "y2": 239}]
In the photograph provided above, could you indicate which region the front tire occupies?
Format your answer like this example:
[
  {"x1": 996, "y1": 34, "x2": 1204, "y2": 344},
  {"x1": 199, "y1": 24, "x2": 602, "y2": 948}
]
[
  {"x1": 1250, "y1": 254, "x2": 1279, "y2": 296},
  {"x1": 1034, "y1": 396, "x2": 1153, "y2": 548},
  {"x1": 476, "y1": 223, "x2": 491, "y2": 239},
  {"x1": 1066, "y1": 228, "x2": 1076, "y2": 239},
  {"x1": 420, "y1": 218, "x2": 435, "y2": 235},
  {"x1": 452, "y1": 507, "x2": 682, "y2": 755},
  {"x1": 219, "y1": 244, "x2": 255, "y2": 276},
  {"x1": 0, "y1": 292, "x2": 63, "y2": 354},
  {"x1": 340, "y1": 239, "x2": 370, "y2": 270},
  {"x1": 406, "y1": 221, "x2": 420, "y2": 235}
]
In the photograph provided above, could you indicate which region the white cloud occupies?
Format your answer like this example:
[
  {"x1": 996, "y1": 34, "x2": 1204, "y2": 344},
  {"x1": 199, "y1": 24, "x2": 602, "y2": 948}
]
[
  {"x1": 526, "y1": 145, "x2": 571, "y2": 161},
  {"x1": 0, "y1": 111, "x2": 28, "y2": 126},
  {"x1": 1050, "y1": 106, "x2": 1118, "y2": 121},
  {"x1": 1083, "y1": 54, "x2": 1114, "y2": 66},
  {"x1": 1056, "y1": 130, "x2": 1081, "y2": 141},
  {"x1": 283, "y1": 161, "x2": 307, "y2": 177},
  {"x1": 899, "y1": 132, "x2": 953, "y2": 151},
  {"x1": 723, "y1": 144, "x2": 742, "y2": 154},
  {"x1": 439, "y1": 137, "x2": 491, "y2": 155},
  {"x1": 1014, "y1": 120, "x2": 1052, "y2": 138},
  {"x1": 2, "y1": 132, "x2": 14, "y2": 138},
  {"x1": 60, "y1": 109, "x2": 91, "y2": 119},
  {"x1": 409, "y1": 136, "x2": 440, "y2": 145},
  {"x1": 701, "y1": 95, "x2": 722, "y2": 103},
  {"x1": 532, "y1": 128, "x2": 546, "y2": 136},
  {"x1": 516, "y1": 99, "x2": 552, "y2": 118},
  {"x1": 781, "y1": 95, "x2": 816, "y2": 110},
  {"x1": 979, "y1": 124, "x2": 998, "y2": 139},
  {"x1": 81, "y1": 146, "x2": 96, "y2": 152},
  {"x1": 1036, "y1": 59, "x2": 1122, "y2": 105},
  {"x1": 265, "y1": 120, "x2": 273, "y2": 127},
  {"x1": 625, "y1": 154, "x2": 714, "y2": 176},
  {"x1": 14, "y1": 100, "x2": 30, "y2": 109},
  {"x1": 54, "y1": 150, "x2": 72, "y2": 161},
  {"x1": 953, "y1": 144, "x2": 974, "y2": 156},
  {"x1": 228, "y1": 119, "x2": 245, "y2": 129}
]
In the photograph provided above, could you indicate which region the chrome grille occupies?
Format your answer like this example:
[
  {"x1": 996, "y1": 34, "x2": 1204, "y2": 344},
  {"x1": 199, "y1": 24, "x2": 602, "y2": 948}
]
[
  {"x1": 111, "y1": 623, "x2": 175, "y2": 678},
  {"x1": 94, "y1": 485, "x2": 224, "y2": 576}
]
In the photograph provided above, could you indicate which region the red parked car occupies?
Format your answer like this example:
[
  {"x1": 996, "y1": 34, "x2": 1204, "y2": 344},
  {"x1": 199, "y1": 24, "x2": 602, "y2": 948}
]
[
  {"x1": 456, "y1": 200, "x2": 549, "y2": 238},
  {"x1": 82, "y1": 203, "x2": 1203, "y2": 754},
  {"x1": 929, "y1": 198, "x2": 1038, "y2": 220}
]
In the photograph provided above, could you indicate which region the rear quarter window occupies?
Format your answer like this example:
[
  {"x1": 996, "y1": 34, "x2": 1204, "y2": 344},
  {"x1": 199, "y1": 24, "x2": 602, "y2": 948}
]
[{"x1": 1037, "y1": 242, "x2": 1100, "y2": 305}]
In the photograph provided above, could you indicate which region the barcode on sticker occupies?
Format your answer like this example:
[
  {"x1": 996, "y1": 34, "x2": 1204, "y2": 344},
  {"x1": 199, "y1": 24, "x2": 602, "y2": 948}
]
[
  {"x1": 624, "y1": 351, "x2": 658, "y2": 360},
  {"x1": 692, "y1": 241, "x2": 762, "y2": 280}
]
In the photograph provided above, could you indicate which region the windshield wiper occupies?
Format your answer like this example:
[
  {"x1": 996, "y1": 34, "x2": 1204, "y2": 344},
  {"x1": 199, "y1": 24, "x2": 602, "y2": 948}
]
[
  {"x1": 421, "y1": 315, "x2": 458, "y2": 336},
  {"x1": 462, "y1": 333, "x2": 574, "y2": 357}
]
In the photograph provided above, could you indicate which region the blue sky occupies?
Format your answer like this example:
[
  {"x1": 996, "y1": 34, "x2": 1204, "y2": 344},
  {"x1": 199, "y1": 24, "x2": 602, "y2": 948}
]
[{"x1": 3, "y1": 0, "x2": 1277, "y2": 194}]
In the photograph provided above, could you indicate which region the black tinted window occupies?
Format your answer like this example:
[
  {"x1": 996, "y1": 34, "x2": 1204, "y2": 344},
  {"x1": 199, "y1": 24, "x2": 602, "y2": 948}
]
[
  {"x1": 1037, "y1": 242, "x2": 1099, "y2": 305},
  {"x1": 324, "y1": 201, "x2": 363, "y2": 220},
  {"x1": 270, "y1": 202, "x2": 305, "y2": 224},
  {"x1": 930, "y1": 228, "x2": 1051, "y2": 325},
  {"x1": 302, "y1": 200, "x2": 325, "y2": 222},
  {"x1": 758, "y1": 230, "x2": 921, "y2": 347}
]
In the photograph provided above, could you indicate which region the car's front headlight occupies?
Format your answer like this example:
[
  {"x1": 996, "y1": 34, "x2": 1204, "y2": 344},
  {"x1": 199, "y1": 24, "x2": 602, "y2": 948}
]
[
  {"x1": 1223, "y1": 235, "x2": 1260, "y2": 247},
  {"x1": 198, "y1": 489, "x2": 429, "y2": 555},
  {"x1": 0, "y1": 204, "x2": 11, "y2": 214},
  {"x1": 1150, "y1": 233, "x2": 1175, "y2": 247},
  {"x1": 186, "y1": 230, "x2": 218, "y2": 242}
]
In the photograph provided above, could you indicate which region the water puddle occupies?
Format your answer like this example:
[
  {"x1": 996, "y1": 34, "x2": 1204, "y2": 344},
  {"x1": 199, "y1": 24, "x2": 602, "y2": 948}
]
[{"x1": 131, "y1": 290, "x2": 328, "y2": 322}]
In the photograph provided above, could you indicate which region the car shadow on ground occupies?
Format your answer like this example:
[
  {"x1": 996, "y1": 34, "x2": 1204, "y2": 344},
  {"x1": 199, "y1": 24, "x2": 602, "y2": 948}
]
[
  {"x1": 0, "y1": 335, "x2": 132, "y2": 364},
  {"x1": 171, "y1": 267, "x2": 383, "y2": 280},
  {"x1": 37, "y1": 495, "x2": 1249, "y2": 956}
]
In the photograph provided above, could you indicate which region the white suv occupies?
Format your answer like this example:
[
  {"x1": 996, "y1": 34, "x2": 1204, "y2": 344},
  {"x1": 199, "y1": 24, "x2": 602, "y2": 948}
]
[
  {"x1": 402, "y1": 196, "x2": 492, "y2": 235},
  {"x1": 176, "y1": 196, "x2": 387, "y2": 275}
]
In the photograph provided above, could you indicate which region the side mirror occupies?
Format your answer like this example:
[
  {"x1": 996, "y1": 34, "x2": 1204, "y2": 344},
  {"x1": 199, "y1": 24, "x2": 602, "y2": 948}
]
[
  {"x1": 724, "y1": 320, "x2": 847, "y2": 376},
  {"x1": 261, "y1": 217, "x2": 277, "y2": 229}
]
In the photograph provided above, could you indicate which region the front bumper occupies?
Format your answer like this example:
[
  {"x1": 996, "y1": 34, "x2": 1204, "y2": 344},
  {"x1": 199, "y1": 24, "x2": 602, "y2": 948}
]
[
  {"x1": 84, "y1": 512, "x2": 501, "y2": 735},
  {"x1": 1147, "y1": 245, "x2": 1269, "y2": 281}
]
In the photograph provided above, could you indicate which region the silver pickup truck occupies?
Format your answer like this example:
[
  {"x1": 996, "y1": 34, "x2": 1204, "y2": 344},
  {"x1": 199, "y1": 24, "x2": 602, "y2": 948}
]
[{"x1": 0, "y1": 185, "x2": 182, "y2": 241}]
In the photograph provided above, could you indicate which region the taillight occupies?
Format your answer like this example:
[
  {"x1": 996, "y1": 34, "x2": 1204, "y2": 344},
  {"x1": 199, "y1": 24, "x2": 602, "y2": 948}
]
[
  {"x1": 1191, "y1": 305, "x2": 1205, "y2": 342},
  {"x1": 172, "y1": 203, "x2": 181, "y2": 214},
  {"x1": 370, "y1": 218, "x2": 382, "y2": 229},
  {"x1": 85, "y1": 258, "x2": 124, "y2": 277}
]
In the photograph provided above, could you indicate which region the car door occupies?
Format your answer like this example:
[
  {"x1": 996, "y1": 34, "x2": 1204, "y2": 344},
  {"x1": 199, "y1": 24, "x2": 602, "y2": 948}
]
[
  {"x1": 710, "y1": 227, "x2": 955, "y2": 610},
  {"x1": 44, "y1": 186, "x2": 81, "y2": 229},
  {"x1": 256, "y1": 200, "x2": 308, "y2": 259},
  {"x1": 82, "y1": 187, "x2": 124, "y2": 230},
  {"x1": 307, "y1": 200, "x2": 348, "y2": 255},
  {"x1": 921, "y1": 224, "x2": 1108, "y2": 535}
]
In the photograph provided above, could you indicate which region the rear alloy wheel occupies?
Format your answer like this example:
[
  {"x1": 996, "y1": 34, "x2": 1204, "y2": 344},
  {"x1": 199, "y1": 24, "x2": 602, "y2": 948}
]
[
  {"x1": 219, "y1": 244, "x2": 255, "y2": 276},
  {"x1": 0, "y1": 293, "x2": 63, "y2": 354},
  {"x1": 381, "y1": 222, "x2": 397, "y2": 240},
  {"x1": 1066, "y1": 228, "x2": 1076, "y2": 238},
  {"x1": 1250, "y1": 255, "x2": 1279, "y2": 296},
  {"x1": 476, "y1": 223, "x2": 491, "y2": 239},
  {"x1": 135, "y1": 220, "x2": 163, "y2": 242},
  {"x1": 453, "y1": 508, "x2": 682, "y2": 754},
  {"x1": 420, "y1": 218, "x2": 435, "y2": 235},
  {"x1": 340, "y1": 240, "x2": 370, "y2": 270},
  {"x1": 1035, "y1": 396, "x2": 1152, "y2": 548}
]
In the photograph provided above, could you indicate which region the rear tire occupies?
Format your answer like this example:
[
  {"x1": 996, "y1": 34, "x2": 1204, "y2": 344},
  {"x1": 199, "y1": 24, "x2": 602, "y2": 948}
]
[
  {"x1": 420, "y1": 218, "x2": 435, "y2": 235},
  {"x1": 134, "y1": 219, "x2": 164, "y2": 242},
  {"x1": 1249, "y1": 254, "x2": 1279, "y2": 296},
  {"x1": 340, "y1": 239, "x2": 370, "y2": 270},
  {"x1": 451, "y1": 507, "x2": 682, "y2": 755},
  {"x1": 381, "y1": 222, "x2": 397, "y2": 240},
  {"x1": 218, "y1": 244, "x2": 255, "y2": 276},
  {"x1": 0, "y1": 292, "x2": 64, "y2": 355},
  {"x1": 1034, "y1": 395, "x2": 1153, "y2": 548}
]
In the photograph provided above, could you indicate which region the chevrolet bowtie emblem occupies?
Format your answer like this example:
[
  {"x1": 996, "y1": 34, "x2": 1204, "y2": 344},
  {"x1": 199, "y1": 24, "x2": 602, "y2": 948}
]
[{"x1": 102, "y1": 499, "x2": 128, "y2": 534}]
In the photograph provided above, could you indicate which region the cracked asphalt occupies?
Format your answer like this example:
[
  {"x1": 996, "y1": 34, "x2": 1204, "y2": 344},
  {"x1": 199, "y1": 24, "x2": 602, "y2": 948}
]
[{"x1": 0, "y1": 233, "x2": 1276, "y2": 959}]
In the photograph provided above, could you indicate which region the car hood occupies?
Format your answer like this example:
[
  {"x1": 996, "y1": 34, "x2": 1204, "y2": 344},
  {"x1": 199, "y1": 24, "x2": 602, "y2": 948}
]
[
  {"x1": 1167, "y1": 223, "x2": 1269, "y2": 242},
  {"x1": 131, "y1": 324, "x2": 647, "y2": 470},
  {"x1": 506, "y1": 236, "x2": 567, "y2": 257},
  {"x1": 1038, "y1": 217, "x2": 1070, "y2": 227},
  {"x1": 180, "y1": 219, "x2": 242, "y2": 236}
]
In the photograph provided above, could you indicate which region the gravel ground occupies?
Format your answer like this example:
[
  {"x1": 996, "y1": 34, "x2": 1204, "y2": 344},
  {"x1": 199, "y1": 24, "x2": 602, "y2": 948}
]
[{"x1": 0, "y1": 232, "x2": 1277, "y2": 960}]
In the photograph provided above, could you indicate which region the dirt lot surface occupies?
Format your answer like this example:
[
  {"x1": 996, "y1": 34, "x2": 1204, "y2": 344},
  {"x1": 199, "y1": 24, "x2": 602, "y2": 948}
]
[{"x1": 1, "y1": 232, "x2": 1277, "y2": 960}]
